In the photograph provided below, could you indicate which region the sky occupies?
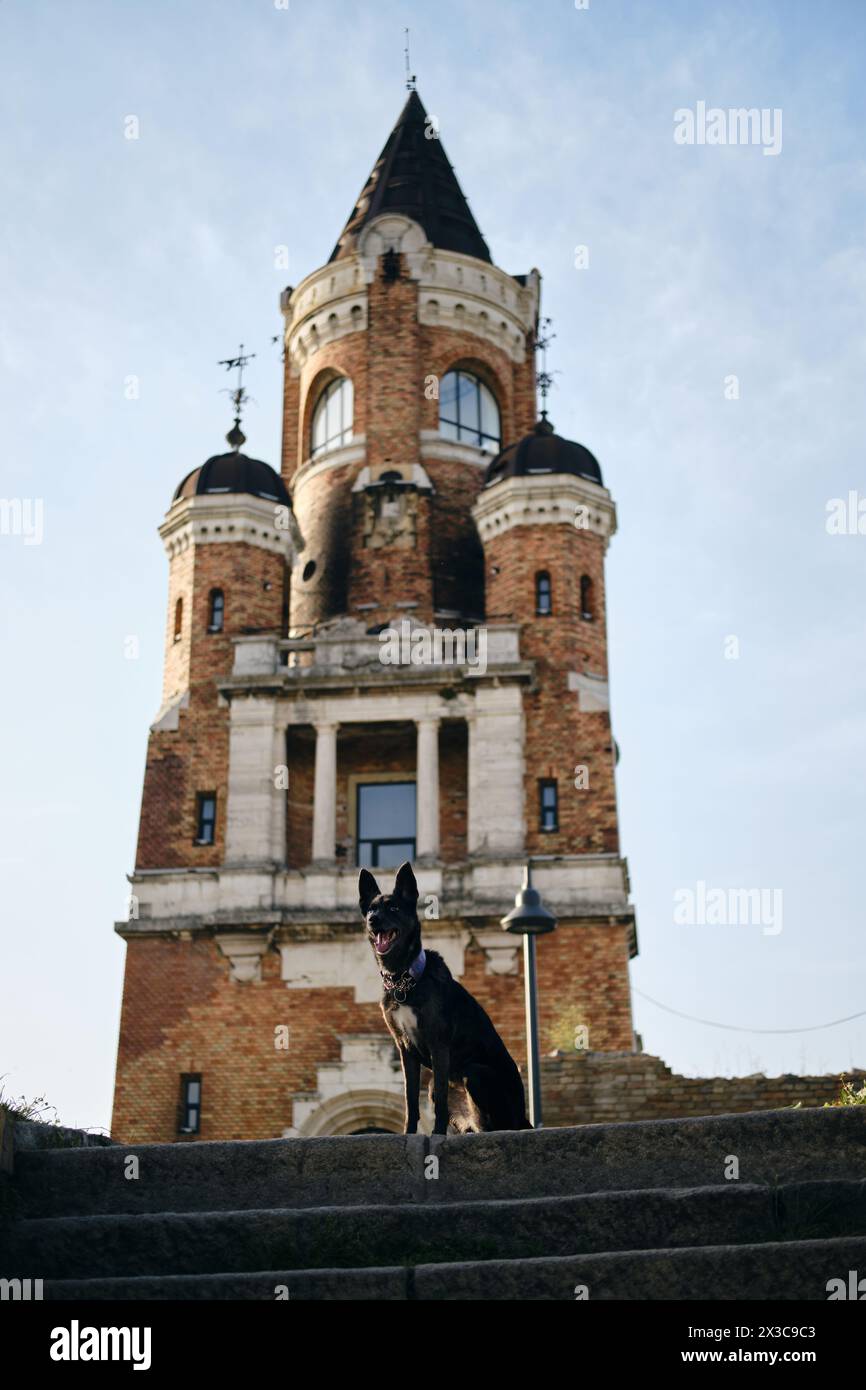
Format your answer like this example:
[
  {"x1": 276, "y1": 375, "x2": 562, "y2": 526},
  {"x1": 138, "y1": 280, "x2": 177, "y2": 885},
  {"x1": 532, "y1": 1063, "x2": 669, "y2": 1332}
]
[{"x1": 1, "y1": 0, "x2": 864, "y2": 1132}]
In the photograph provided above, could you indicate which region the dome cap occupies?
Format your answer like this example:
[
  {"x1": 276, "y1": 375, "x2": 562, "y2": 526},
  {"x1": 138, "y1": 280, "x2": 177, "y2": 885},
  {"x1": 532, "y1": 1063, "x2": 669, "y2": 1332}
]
[
  {"x1": 173, "y1": 452, "x2": 291, "y2": 507},
  {"x1": 485, "y1": 417, "x2": 603, "y2": 488}
]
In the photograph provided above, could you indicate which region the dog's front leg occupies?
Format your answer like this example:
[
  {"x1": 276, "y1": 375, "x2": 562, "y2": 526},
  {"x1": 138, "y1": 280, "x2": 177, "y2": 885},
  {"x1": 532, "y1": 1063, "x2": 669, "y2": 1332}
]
[
  {"x1": 431, "y1": 1045, "x2": 450, "y2": 1135},
  {"x1": 400, "y1": 1046, "x2": 421, "y2": 1134}
]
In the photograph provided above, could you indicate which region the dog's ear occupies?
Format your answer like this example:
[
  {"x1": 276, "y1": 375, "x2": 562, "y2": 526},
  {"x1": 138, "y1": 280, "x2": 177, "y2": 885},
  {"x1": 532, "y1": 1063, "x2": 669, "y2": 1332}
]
[
  {"x1": 358, "y1": 868, "x2": 380, "y2": 916},
  {"x1": 393, "y1": 861, "x2": 419, "y2": 905}
]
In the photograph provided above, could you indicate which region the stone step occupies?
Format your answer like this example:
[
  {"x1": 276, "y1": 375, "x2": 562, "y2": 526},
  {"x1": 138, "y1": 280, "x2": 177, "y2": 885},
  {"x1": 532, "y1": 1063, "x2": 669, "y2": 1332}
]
[
  {"x1": 12, "y1": 1107, "x2": 866, "y2": 1218},
  {"x1": 415, "y1": 1235, "x2": 866, "y2": 1302},
  {"x1": 5, "y1": 1180, "x2": 865, "y2": 1280},
  {"x1": 39, "y1": 1236, "x2": 866, "y2": 1301}
]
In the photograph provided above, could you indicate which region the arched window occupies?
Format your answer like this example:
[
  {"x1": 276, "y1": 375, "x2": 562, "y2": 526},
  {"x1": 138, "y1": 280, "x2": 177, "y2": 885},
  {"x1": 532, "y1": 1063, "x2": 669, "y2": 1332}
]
[
  {"x1": 173, "y1": 596, "x2": 183, "y2": 642},
  {"x1": 311, "y1": 376, "x2": 353, "y2": 458},
  {"x1": 439, "y1": 369, "x2": 500, "y2": 450},
  {"x1": 536, "y1": 571, "x2": 552, "y2": 617},
  {"x1": 580, "y1": 574, "x2": 594, "y2": 621},
  {"x1": 208, "y1": 588, "x2": 224, "y2": 633}
]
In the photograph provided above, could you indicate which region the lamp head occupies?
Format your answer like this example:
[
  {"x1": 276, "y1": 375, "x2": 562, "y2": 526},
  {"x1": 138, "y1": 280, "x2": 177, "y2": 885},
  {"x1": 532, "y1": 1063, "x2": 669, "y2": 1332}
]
[{"x1": 500, "y1": 863, "x2": 557, "y2": 936}]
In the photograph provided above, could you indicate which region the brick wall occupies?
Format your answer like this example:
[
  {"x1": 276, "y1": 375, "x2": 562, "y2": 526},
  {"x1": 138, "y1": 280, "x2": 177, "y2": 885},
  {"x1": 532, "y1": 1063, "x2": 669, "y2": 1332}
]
[
  {"x1": 112, "y1": 921, "x2": 634, "y2": 1144},
  {"x1": 540, "y1": 1051, "x2": 866, "y2": 1127},
  {"x1": 425, "y1": 457, "x2": 486, "y2": 619},
  {"x1": 285, "y1": 728, "x2": 314, "y2": 869},
  {"x1": 137, "y1": 540, "x2": 284, "y2": 869},
  {"x1": 285, "y1": 252, "x2": 537, "y2": 632},
  {"x1": 348, "y1": 483, "x2": 436, "y2": 624},
  {"x1": 119, "y1": 931, "x2": 859, "y2": 1144},
  {"x1": 289, "y1": 460, "x2": 354, "y2": 632},
  {"x1": 439, "y1": 721, "x2": 468, "y2": 862},
  {"x1": 484, "y1": 521, "x2": 618, "y2": 857}
]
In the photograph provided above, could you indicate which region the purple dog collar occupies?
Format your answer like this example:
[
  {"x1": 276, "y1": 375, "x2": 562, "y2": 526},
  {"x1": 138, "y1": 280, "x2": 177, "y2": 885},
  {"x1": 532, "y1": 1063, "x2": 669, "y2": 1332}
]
[{"x1": 381, "y1": 949, "x2": 426, "y2": 1000}]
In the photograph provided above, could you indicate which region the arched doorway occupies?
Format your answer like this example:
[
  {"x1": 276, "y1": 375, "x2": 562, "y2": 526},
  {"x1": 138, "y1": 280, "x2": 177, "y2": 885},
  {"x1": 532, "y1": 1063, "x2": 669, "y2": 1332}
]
[{"x1": 294, "y1": 1088, "x2": 405, "y2": 1137}]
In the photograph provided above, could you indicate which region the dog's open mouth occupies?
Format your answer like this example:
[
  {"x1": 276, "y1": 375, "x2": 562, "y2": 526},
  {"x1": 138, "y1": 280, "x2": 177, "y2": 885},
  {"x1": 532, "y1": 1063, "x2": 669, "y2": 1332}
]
[{"x1": 373, "y1": 930, "x2": 397, "y2": 955}]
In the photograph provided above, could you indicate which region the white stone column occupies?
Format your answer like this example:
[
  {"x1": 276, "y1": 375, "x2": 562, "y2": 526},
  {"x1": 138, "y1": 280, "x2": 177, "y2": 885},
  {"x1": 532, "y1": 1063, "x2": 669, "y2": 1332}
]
[
  {"x1": 415, "y1": 717, "x2": 440, "y2": 860},
  {"x1": 312, "y1": 722, "x2": 338, "y2": 862},
  {"x1": 225, "y1": 697, "x2": 280, "y2": 864},
  {"x1": 467, "y1": 688, "x2": 525, "y2": 855},
  {"x1": 271, "y1": 724, "x2": 287, "y2": 864}
]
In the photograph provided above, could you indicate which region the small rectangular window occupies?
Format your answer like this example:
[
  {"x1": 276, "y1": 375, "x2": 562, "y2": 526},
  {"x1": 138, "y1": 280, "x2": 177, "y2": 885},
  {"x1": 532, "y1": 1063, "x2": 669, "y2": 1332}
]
[
  {"x1": 195, "y1": 793, "x2": 216, "y2": 845},
  {"x1": 536, "y1": 572, "x2": 552, "y2": 617},
  {"x1": 357, "y1": 781, "x2": 416, "y2": 867},
  {"x1": 208, "y1": 589, "x2": 224, "y2": 632},
  {"x1": 539, "y1": 779, "x2": 559, "y2": 833},
  {"x1": 179, "y1": 1074, "x2": 201, "y2": 1135}
]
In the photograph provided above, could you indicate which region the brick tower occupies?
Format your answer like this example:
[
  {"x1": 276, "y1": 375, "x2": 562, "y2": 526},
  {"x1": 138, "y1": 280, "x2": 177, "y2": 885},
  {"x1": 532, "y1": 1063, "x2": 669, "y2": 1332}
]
[{"x1": 112, "y1": 90, "x2": 637, "y2": 1143}]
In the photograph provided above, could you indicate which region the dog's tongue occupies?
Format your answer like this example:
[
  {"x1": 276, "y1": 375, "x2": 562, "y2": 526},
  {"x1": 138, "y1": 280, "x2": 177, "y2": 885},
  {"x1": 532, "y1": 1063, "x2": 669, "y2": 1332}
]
[{"x1": 374, "y1": 932, "x2": 391, "y2": 955}]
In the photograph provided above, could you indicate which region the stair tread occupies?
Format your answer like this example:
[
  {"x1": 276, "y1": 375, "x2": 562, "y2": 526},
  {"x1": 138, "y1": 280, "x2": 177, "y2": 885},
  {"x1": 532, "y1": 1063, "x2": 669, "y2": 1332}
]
[
  {"x1": 7, "y1": 1178, "x2": 865, "y2": 1281},
  {"x1": 11, "y1": 1176, "x2": 866, "y2": 1229},
  {"x1": 14, "y1": 1107, "x2": 866, "y2": 1217},
  {"x1": 40, "y1": 1235, "x2": 866, "y2": 1301}
]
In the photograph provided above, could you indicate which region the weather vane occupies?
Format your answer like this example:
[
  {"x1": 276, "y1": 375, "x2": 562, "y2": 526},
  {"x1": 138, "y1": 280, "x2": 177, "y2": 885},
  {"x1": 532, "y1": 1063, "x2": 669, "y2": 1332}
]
[
  {"x1": 534, "y1": 317, "x2": 558, "y2": 425},
  {"x1": 404, "y1": 28, "x2": 416, "y2": 90},
  {"x1": 218, "y1": 343, "x2": 256, "y2": 450}
]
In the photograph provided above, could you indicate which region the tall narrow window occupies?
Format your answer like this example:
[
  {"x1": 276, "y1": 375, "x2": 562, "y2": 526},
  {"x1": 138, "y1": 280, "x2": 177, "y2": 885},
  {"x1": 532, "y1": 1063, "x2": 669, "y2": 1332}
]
[
  {"x1": 536, "y1": 571, "x2": 552, "y2": 616},
  {"x1": 173, "y1": 596, "x2": 183, "y2": 642},
  {"x1": 179, "y1": 1075, "x2": 201, "y2": 1135},
  {"x1": 356, "y1": 781, "x2": 416, "y2": 868},
  {"x1": 439, "y1": 370, "x2": 500, "y2": 450},
  {"x1": 539, "y1": 779, "x2": 559, "y2": 833},
  {"x1": 208, "y1": 588, "x2": 224, "y2": 632},
  {"x1": 311, "y1": 376, "x2": 354, "y2": 458},
  {"x1": 580, "y1": 574, "x2": 594, "y2": 621},
  {"x1": 195, "y1": 792, "x2": 216, "y2": 845}
]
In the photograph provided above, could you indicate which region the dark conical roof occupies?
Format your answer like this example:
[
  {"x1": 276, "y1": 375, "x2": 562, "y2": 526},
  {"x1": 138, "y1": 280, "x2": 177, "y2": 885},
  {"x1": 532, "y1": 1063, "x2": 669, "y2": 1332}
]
[
  {"x1": 330, "y1": 89, "x2": 491, "y2": 265},
  {"x1": 485, "y1": 419, "x2": 604, "y2": 488},
  {"x1": 173, "y1": 452, "x2": 291, "y2": 507}
]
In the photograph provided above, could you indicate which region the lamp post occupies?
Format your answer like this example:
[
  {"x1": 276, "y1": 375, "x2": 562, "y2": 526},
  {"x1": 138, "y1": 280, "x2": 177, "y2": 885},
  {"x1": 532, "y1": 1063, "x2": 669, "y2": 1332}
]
[{"x1": 500, "y1": 862, "x2": 557, "y2": 1128}]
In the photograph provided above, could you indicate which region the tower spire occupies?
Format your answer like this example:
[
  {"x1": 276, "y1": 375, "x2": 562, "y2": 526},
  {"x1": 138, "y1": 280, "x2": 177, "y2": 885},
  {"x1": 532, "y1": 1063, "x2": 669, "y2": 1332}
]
[
  {"x1": 329, "y1": 90, "x2": 491, "y2": 264},
  {"x1": 218, "y1": 343, "x2": 256, "y2": 450}
]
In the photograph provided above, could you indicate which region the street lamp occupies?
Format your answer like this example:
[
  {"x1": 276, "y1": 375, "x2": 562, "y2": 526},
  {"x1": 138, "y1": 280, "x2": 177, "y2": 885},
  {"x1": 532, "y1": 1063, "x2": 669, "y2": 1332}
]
[{"x1": 501, "y1": 862, "x2": 557, "y2": 1128}]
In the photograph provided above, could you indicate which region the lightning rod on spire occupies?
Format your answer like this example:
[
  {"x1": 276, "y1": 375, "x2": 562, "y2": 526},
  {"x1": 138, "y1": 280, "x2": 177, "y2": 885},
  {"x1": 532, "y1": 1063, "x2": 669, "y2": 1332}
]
[{"x1": 404, "y1": 28, "x2": 416, "y2": 90}]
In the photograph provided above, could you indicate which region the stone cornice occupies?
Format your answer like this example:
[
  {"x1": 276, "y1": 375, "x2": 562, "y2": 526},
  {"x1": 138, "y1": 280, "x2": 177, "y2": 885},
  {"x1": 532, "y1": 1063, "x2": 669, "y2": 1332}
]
[
  {"x1": 418, "y1": 432, "x2": 496, "y2": 470},
  {"x1": 159, "y1": 493, "x2": 295, "y2": 559},
  {"x1": 217, "y1": 661, "x2": 535, "y2": 700},
  {"x1": 472, "y1": 472, "x2": 617, "y2": 548},
  {"x1": 116, "y1": 904, "x2": 637, "y2": 937},
  {"x1": 416, "y1": 250, "x2": 539, "y2": 364},
  {"x1": 290, "y1": 440, "x2": 367, "y2": 497},
  {"x1": 282, "y1": 215, "x2": 539, "y2": 372},
  {"x1": 282, "y1": 260, "x2": 368, "y2": 370},
  {"x1": 117, "y1": 854, "x2": 636, "y2": 962}
]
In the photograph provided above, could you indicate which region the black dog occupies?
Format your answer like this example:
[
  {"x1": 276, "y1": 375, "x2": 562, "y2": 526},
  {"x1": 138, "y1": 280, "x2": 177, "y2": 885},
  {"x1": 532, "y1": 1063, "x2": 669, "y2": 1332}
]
[{"x1": 359, "y1": 861, "x2": 530, "y2": 1134}]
